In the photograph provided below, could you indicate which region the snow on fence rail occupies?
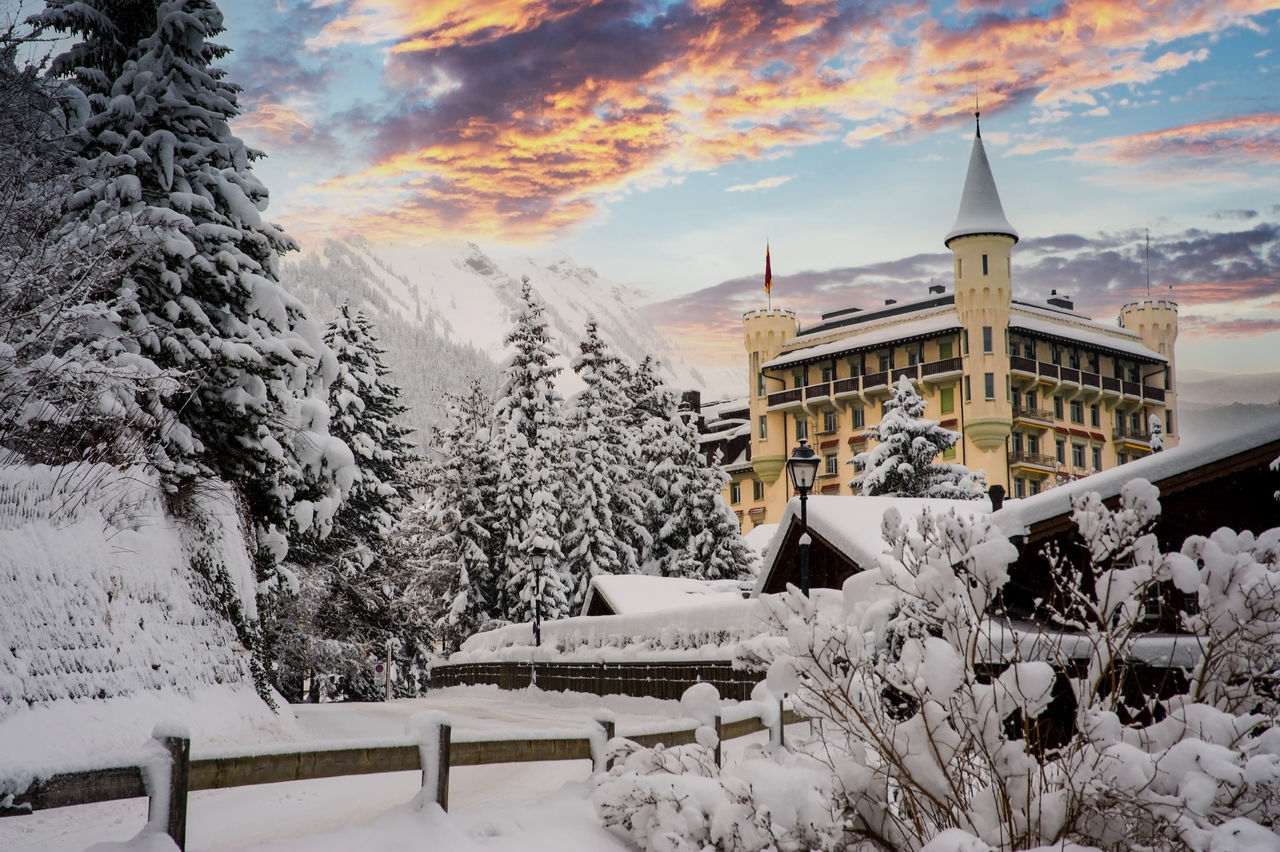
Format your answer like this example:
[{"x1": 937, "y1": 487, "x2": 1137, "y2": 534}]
[{"x1": 0, "y1": 706, "x2": 804, "y2": 850}]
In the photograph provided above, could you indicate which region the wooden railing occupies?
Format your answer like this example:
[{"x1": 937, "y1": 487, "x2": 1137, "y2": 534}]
[
  {"x1": 1, "y1": 705, "x2": 803, "y2": 850},
  {"x1": 429, "y1": 660, "x2": 760, "y2": 701},
  {"x1": 920, "y1": 357, "x2": 963, "y2": 377}
]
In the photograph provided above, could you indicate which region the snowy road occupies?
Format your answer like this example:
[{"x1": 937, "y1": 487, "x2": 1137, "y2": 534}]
[{"x1": 0, "y1": 686, "x2": 766, "y2": 851}]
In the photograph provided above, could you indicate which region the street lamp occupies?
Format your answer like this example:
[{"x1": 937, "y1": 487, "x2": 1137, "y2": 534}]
[
  {"x1": 531, "y1": 546, "x2": 546, "y2": 648},
  {"x1": 787, "y1": 438, "x2": 819, "y2": 596}
]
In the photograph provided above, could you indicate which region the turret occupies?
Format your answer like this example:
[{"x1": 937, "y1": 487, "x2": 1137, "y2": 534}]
[
  {"x1": 743, "y1": 308, "x2": 797, "y2": 485},
  {"x1": 947, "y1": 113, "x2": 1017, "y2": 473},
  {"x1": 1119, "y1": 298, "x2": 1180, "y2": 448}
]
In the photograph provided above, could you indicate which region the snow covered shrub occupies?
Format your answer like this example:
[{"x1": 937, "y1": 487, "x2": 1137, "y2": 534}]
[{"x1": 602, "y1": 482, "x2": 1280, "y2": 850}]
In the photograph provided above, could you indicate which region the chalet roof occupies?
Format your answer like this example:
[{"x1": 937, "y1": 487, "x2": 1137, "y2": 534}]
[
  {"x1": 752, "y1": 494, "x2": 994, "y2": 596},
  {"x1": 764, "y1": 312, "x2": 961, "y2": 370},
  {"x1": 945, "y1": 119, "x2": 1019, "y2": 247},
  {"x1": 580, "y1": 574, "x2": 749, "y2": 617}
]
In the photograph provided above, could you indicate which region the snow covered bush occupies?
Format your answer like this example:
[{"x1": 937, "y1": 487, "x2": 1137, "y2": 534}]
[
  {"x1": 852, "y1": 375, "x2": 985, "y2": 499},
  {"x1": 599, "y1": 481, "x2": 1280, "y2": 850}
]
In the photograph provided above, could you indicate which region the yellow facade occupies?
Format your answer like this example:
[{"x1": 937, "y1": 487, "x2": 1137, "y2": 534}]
[{"x1": 722, "y1": 125, "x2": 1179, "y2": 530}]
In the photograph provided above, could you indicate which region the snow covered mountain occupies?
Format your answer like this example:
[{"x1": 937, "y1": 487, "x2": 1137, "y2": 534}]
[{"x1": 281, "y1": 238, "x2": 713, "y2": 444}]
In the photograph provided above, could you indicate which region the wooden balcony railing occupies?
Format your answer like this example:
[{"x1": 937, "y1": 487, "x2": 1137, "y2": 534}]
[
  {"x1": 766, "y1": 388, "x2": 802, "y2": 407},
  {"x1": 1102, "y1": 376, "x2": 1121, "y2": 393},
  {"x1": 921, "y1": 357, "x2": 963, "y2": 377},
  {"x1": 1143, "y1": 385, "x2": 1166, "y2": 402},
  {"x1": 804, "y1": 383, "x2": 831, "y2": 402},
  {"x1": 1010, "y1": 355, "x2": 1036, "y2": 374},
  {"x1": 1059, "y1": 366, "x2": 1080, "y2": 384},
  {"x1": 1080, "y1": 371, "x2": 1101, "y2": 389},
  {"x1": 1012, "y1": 405, "x2": 1055, "y2": 422}
]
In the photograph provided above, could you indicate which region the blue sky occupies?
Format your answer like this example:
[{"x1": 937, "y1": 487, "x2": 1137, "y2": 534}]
[{"x1": 198, "y1": 0, "x2": 1280, "y2": 372}]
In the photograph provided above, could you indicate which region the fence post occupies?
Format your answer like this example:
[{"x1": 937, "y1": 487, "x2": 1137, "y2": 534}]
[
  {"x1": 713, "y1": 713, "x2": 723, "y2": 768},
  {"x1": 151, "y1": 734, "x2": 190, "y2": 850},
  {"x1": 593, "y1": 712, "x2": 616, "y2": 774},
  {"x1": 421, "y1": 721, "x2": 452, "y2": 811}
]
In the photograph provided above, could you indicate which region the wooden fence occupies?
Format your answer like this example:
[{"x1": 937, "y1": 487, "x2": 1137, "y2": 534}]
[
  {"x1": 1, "y1": 706, "x2": 803, "y2": 851},
  {"x1": 429, "y1": 659, "x2": 762, "y2": 701}
]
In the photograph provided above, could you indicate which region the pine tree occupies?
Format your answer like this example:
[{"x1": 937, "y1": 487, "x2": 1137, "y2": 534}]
[
  {"x1": 31, "y1": 0, "x2": 348, "y2": 552},
  {"x1": 492, "y1": 277, "x2": 570, "y2": 623},
  {"x1": 563, "y1": 320, "x2": 640, "y2": 607},
  {"x1": 852, "y1": 375, "x2": 985, "y2": 499},
  {"x1": 419, "y1": 379, "x2": 502, "y2": 651}
]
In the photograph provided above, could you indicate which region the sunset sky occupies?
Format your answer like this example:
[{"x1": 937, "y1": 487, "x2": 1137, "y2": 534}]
[{"x1": 213, "y1": 0, "x2": 1280, "y2": 375}]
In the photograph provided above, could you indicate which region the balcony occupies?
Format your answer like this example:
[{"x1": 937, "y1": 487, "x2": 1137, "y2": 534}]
[
  {"x1": 1080, "y1": 371, "x2": 1101, "y2": 390},
  {"x1": 1122, "y1": 380, "x2": 1142, "y2": 398},
  {"x1": 805, "y1": 382, "x2": 831, "y2": 403},
  {"x1": 1113, "y1": 427, "x2": 1151, "y2": 444},
  {"x1": 1009, "y1": 451, "x2": 1058, "y2": 470},
  {"x1": 862, "y1": 371, "x2": 889, "y2": 391},
  {"x1": 766, "y1": 388, "x2": 802, "y2": 408},
  {"x1": 1143, "y1": 385, "x2": 1166, "y2": 403},
  {"x1": 1010, "y1": 355, "x2": 1036, "y2": 375},
  {"x1": 1059, "y1": 366, "x2": 1080, "y2": 385},
  {"x1": 1012, "y1": 405, "x2": 1055, "y2": 425},
  {"x1": 920, "y1": 357, "x2": 963, "y2": 379},
  {"x1": 1101, "y1": 376, "x2": 1121, "y2": 394}
]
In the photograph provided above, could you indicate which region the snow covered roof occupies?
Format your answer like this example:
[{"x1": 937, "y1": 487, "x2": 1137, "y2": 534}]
[
  {"x1": 1009, "y1": 309, "x2": 1164, "y2": 363},
  {"x1": 944, "y1": 122, "x2": 1019, "y2": 247},
  {"x1": 581, "y1": 574, "x2": 750, "y2": 616},
  {"x1": 993, "y1": 419, "x2": 1280, "y2": 536},
  {"x1": 752, "y1": 494, "x2": 994, "y2": 596},
  {"x1": 764, "y1": 312, "x2": 961, "y2": 370}
]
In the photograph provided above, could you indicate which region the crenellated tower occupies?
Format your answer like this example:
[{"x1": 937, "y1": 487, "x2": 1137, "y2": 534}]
[
  {"x1": 1119, "y1": 298, "x2": 1180, "y2": 448},
  {"x1": 743, "y1": 307, "x2": 798, "y2": 485},
  {"x1": 946, "y1": 112, "x2": 1018, "y2": 484}
]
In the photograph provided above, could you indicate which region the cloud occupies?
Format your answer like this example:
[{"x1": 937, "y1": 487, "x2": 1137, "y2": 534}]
[
  {"x1": 644, "y1": 219, "x2": 1280, "y2": 366},
  {"x1": 725, "y1": 175, "x2": 794, "y2": 192},
  {"x1": 1211, "y1": 209, "x2": 1259, "y2": 220},
  {"x1": 259, "y1": 0, "x2": 1280, "y2": 240},
  {"x1": 1082, "y1": 114, "x2": 1280, "y2": 169}
]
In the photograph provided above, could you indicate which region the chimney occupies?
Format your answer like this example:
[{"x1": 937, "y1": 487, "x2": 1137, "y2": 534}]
[
  {"x1": 884, "y1": 299, "x2": 897, "y2": 306},
  {"x1": 928, "y1": 284, "x2": 945, "y2": 295},
  {"x1": 1047, "y1": 291, "x2": 1074, "y2": 310},
  {"x1": 680, "y1": 389, "x2": 702, "y2": 415},
  {"x1": 988, "y1": 484, "x2": 1006, "y2": 511}
]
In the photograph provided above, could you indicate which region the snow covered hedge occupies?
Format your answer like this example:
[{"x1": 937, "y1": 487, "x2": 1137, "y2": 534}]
[{"x1": 593, "y1": 481, "x2": 1280, "y2": 851}]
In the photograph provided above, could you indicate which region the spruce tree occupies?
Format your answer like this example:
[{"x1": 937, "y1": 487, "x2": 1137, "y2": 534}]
[
  {"x1": 852, "y1": 375, "x2": 985, "y2": 499},
  {"x1": 31, "y1": 0, "x2": 348, "y2": 552},
  {"x1": 492, "y1": 277, "x2": 570, "y2": 623},
  {"x1": 563, "y1": 320, "x2": 639, "y2": 607}
]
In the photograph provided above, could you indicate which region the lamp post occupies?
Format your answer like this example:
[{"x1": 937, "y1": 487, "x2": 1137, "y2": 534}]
[
  {"x1": 786, "y1": 438, "x2": 819, "y2": 596},
  {"x1": 531, "y1": 546, "x2": 546, "y2": 648}
]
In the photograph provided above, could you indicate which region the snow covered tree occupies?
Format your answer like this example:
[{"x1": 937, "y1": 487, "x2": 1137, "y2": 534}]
[
  {"x1": 599, "y1": 483, "x2": 1280, "y2": 850},
  {"x1": 417, "y1": 378, "x2": 503, "y2": 652},
  {"x1": 492, "y1": 277, "x2": 570, "y2": 623},
  {"x1": 563, "y1": 320, "x2": 640, "y2": 605},
  {"x1": 852, "y1": 375, "x2": 985, "y2": 499},
  {"x1": 0, "y1": 37, "x2": 174, "y2": 466},
  {"x1": 30, "y1": 0, "x2": 349, "y2": 554},
  {"x1": 638, "y1": 375, "x2": 751, "y2": 580}
]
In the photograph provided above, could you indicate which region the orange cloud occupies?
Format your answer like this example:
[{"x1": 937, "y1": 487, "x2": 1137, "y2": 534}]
[
  {"x1": 1084, "y1": 114, "x2": 1280, "y2": 166},
  {"x1": 293, "y1": 0, "x2": 1279, "y2": 241}
]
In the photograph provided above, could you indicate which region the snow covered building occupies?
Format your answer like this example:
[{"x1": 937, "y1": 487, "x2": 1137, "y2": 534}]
[{"x1": 731, "y1": 116, "x2": 1179, "y2": 529}]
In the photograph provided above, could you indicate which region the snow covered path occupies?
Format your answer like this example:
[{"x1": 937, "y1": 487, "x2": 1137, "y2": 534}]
[{"x1": 0, "y1": 686, "x2": 775, "y2": 851}]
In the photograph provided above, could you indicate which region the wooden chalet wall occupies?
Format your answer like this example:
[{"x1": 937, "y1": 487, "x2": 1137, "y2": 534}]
[{"x1": 757, "y1": 522, "x2": 863, "y2": 595}]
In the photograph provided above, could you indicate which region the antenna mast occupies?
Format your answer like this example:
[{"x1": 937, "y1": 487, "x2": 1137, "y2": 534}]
[{"x1": 1145, "y1": 228, "x2": 1150, "y2": 298}]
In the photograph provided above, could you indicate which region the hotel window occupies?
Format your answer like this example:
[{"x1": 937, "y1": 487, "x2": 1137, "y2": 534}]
[
  {"x1": 1128, "y1": 365, "x2": 1139, "y2": 383},
  {"x1": 878, "y1": 353, "x2": 891, "y2": 372},
  {"x1": 1088, "y1": 353, "x2": 1099, "y2": 373},
  {"x1": 1072, "y1": 443, "x2": 1086, "y2": 468},
  {"x1": 943, "y1": 444, "x2": 956, "y2": 459},
  {"x1": 821, "y1": 363, "x2": 835, "y2": 382},
  {"x1": 823, "y1": 409, "x2": 838, "y2": 433},
  {"x1": 1115, "y1": 410, "x2": 1124, "y2": 431},
  {"x1": 1068, "y1": 349, "x2": 1080, "y2": 370},
  {"x1": 964, "y1": 375, "x2": 971, "y2": 402},
  {"x1": 757, "y1": 372, "x2": 766, "y2": 397},
  {"x1": 1014, "y1": 478, "x2": 1026, "y2": 498},
  {"x1": 939, "y1": 340, "x2": 953, "y2": 360},
  {"x1": 758, "y1": 415, "x2": 767, "y2": 440},
  {"x1": 795, "y1": 415, "x2": 808, "y2": 441},
  {"x1": 1028, "y1": 434, "x2": 1040, "y2": 455},
  {"x1": 940, "y1": 386, "x2": 954, "y2": 414},
  {"x1": 1090, "y1": 404, "x2": 1100, "y2": 428},
  {"x1": 753, "y1": 480, "x2": 765, "y2": 501},
  {"x1": 1050, "y1": 343, "x2": 1061, "y2": 365},
  {"x1": 851, "y1": 406, "x2": 865, "y2": 428},
  {"x1": 1130, "y1": 411, "x2": 1141, "y2": 432},
  {"x1": 1030, "y1": 479, "x2": 1041, "y2": 495},
  {"x1": 1024, "y1": 390, "x2": 1036, "y2": 410},
  {"x1": 984, "y1": 372, "x2": 995, "y2": 400},
  {"x1": 1092, "y1": 446, "x2": 1103, "y2": 471},
  {"x1": 982, "y1": 326, "x2": 993, "y2": 353},
  {"x1": 1056, "y1": 439, "x2": 1066, "y2": 464},
  {"x1": 1166, "y1": 410, "x2": 1174, "y2": 435},
  {"x1": 957, "y1": 258, "x2": 963, "y2": 278},
  {"x1": 982, "y1": 253, "x2": 989, "y2": 275},
  {"x1": 792, "y1": 368, "x2": 807, "y2": 388},
  {"x1": 730, "y1": 482, "x2": 741, "y2": 504},
  {"x1": 1023, "y1": 340, "x2": 1036, "y2": 359},
  {"x1": 1164, "y1": 369, "x2": 1171, "y2": 390},
  {"x1": 848, "y1": 356, "x2": 863, "y2": 377},
  {"x1": 824, "y1": 454, "x2": 838, "y2": 476},
  {"x1": 1053, "y1": 396, "x2": 1064, "y2": 419},
  {"x1": 1011, "y1": 433, "x2": 1023, "y2": 453},
  {"x1": 1070, "y1": 400, "x2": 1084, "y2": 424},
  {"x1": 1117, "y1": 452, "x2": 1128, "y2": 465}
]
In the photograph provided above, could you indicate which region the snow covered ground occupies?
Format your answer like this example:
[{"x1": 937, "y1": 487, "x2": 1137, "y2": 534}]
[{"x1": 0, "y1": 685, "x2": 790, "y2": 852}]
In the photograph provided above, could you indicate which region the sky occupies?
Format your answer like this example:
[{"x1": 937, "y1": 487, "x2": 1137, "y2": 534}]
[{"x1": 153, "y1": 1, "x2": 1280, "y2": 373}]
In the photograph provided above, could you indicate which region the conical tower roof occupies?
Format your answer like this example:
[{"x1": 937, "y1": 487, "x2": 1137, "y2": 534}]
[{"x1": 944, "y1": 114, "x2": 1018, "y2": 247}]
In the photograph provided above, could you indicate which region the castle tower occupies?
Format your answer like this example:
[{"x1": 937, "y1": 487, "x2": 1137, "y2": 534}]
[
  {"x1": 743, "y1": 307, "x2": 798, "y2": 486},
  {"x1": 1119, "y1": 298, "x2": 1180, "y2": 448},
  {"x1": 945, "y1": 113, "x2": 1018, "y2": 486}
]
